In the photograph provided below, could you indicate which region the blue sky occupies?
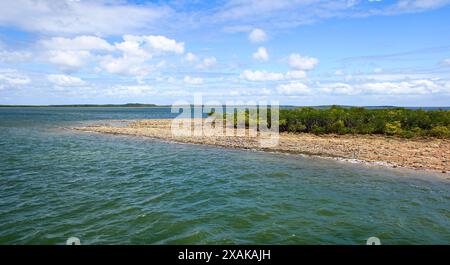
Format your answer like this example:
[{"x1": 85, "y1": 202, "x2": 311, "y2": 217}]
[{"x1": 0, "y1": 0, "x2": 449, "y2": 106}]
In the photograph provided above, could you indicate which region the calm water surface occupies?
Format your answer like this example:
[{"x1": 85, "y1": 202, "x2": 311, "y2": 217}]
[{"x1": 0, "y1": 107, "x2": 449, "y2": 244}]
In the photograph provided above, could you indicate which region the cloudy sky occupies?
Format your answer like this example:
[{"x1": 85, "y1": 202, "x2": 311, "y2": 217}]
[{"x1": 0, "y1": 0, "x2": 449, "y2": 106}]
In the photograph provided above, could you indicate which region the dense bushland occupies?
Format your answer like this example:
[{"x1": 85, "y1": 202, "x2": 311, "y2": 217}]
[
  {"x1": 210, "y1": 106, "x2": 450, "y2": 138},
  {"x1": 278, "y1": 106, "x2": 449, "y2": 138}
]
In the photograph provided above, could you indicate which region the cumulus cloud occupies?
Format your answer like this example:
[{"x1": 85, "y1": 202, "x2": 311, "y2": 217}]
[
  {"x1": 252, "y1": 47, "x2": 269, "y2": 62},
  {"x1": 40, "y1": 34, "x2": 185, "y2": 75},
  {"x1": 112, "y1": 35, "x2": 184, "y2": 58},
  {"x1": 151, "y1": 36, "x2": 184, "y2": 54},
  {"x1": 99, "y1": 55, "x2": 152, "y2": 76},
  {"x1": 248, "y1": 28, "x2": 267, "y2": 43},
  {"x1": 47, "y1": 50, "x2": 91, "y2": 72},
  {"x1": 40, "y1": 36, "x2": 115, "y2": 72},
  {"x1": 288, "y1": 53, "x2": 319, "y2": 70},
  {"x1": 276, "y1": 82, "x2": 310, "y2": 95},
  {"x1": 124, "y1": 35, "x2": 184, "y2": 55},
  {"x1": 47, "y1": 74, "x2": 85, "y2": 87},
  {"x1": 183, "y1": 75, "x2": 204, "y2": 85},
  {"x1": 98, "y1": 35, "x2": 184, "y2": 76}
]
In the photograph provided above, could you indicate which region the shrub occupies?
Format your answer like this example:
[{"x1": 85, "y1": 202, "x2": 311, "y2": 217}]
[
  {"x1": 328, "y1": 119, "x2": 345, "y2": 134},
  {"x1": 429, "y1": 126, "x2": 450, "y2": 138},
  {"x1": 401, "y1": 130, "x2": 416, "y2": 139},
  {"x1": 385, "y1": 121, "x2": 403, "y2": 136},
  {"x1": 288, "y1": 123, "x2": 306, "y2": 133},
  {"x1": 311, "y1": 124, "x2": 326, "y2": 134}
]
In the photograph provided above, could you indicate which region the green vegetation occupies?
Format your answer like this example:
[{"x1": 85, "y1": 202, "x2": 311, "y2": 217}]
[
  {"x1": 279, "y1": 106, "x2": 450, "y2": 138},
  {"x1": 210, "y1": 106, "x2": 450, "y2": 138}
]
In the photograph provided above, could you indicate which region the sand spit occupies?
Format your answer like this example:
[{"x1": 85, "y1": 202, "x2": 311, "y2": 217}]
[{"x1": 74, "y1": 119, "x2": 449, "y2": 173}]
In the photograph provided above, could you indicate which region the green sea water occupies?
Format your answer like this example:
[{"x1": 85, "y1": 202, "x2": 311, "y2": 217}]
[{"x1": 0, "y1": 107, "x2": 449, "y2": 244}]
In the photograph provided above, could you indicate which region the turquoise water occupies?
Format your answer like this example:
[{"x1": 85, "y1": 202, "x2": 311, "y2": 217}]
[{"x1": 0, "y1": 107, "x2": 449, "y2": 245}]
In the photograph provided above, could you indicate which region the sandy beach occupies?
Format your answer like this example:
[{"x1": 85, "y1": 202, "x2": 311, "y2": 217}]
[{"x1": 75, "y1": 119, "x2": 450, "y2": 173}]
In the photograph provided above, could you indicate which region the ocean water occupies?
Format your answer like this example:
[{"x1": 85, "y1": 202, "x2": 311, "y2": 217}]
[{"x1": 0, "y1": 107, "x2": 449, "y2": 245}]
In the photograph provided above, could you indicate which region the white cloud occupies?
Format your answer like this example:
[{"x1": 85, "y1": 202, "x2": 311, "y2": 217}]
[
  {"x1": 241, "y1": 70, "x2": 284, "y2": 81},
  {"x1": 285, "y1": 70, "x2": 307, "y2": 79},
  {"x1": 387, "y1": 0, "x2": 450, "y2": 13},
  {"x1": 47, "y1": 74, "x2": 85, "y2": 87},
  {"x1": 40, "y1": 36, "x2": 113, "y2": 72},
  {"x1": 183, "y1": 75, "x2": 204, "y2": 85},
  {"x1": 47, "y1": 50, "x2": 91, "y2": 72},
  {"x1": 218, "y1": 1, "x2": 305, "y2": 21},
  {"x1": 185, "y1": 52, "x2": 197, "y2": 62},
  {"x1": 316, "y1": 78, "x2": 450, "y2": 95},
  {"x1": 196, "y1": 57, "x2": 217, "y2": 69},
  {"x1": 241, "y1": 69, "x2": 306, "y2": 82},
  {"x1": 288, "y1": 53, "x2": 319, "y2": 70},
  {"x1": 252, "y1": 47, "x2": 269, "y2": 61},
  {"x1": 40, "y1": 36, "x2": 114, "y2": 51},
  {"x1": 248, "y1": 28, "x2": 267, "y2": 43},
  {"x1": 0, "y1": 50, "x2": 32, "y2": 63},
  {"x1": 114, "y1": 35, "x2": 184, "y2": 57},
  {"x1": 320, "y1": 83, "x2": 357, "y2": 95},
  {"x1": 276, "y1": 82, "x2": 310, "y2": 95},
  {"x1": 216, "y1": 0, "x2": 450, "y2": 30},
  {"x1": 361, "y1": 79, "x2": 442, "y2": 95},
  {"x1": 99, "y1": 55, "x2": 152, "y2": 76},
  {"x1": 150, "y1": 35, "x2": 184, "y2": 54},
  {"x1": 353, "y1": 72, "x2": 437, "y2": 82},
  {"x1": 0, "y1": 0, "x2": 170, "y2": 35},
  {"x1": 98, "y1": 34, "x2": 184, "y2": 76},
  {"x1": 39, "y1": 34, "x2": 185, "y2": 75},
  {"x1": 0, "y1": 69, "x2": 30, "y2": 87},
  {"x1": 1, "y1": 0, "x2": 448, "y2": 38},
  {"x1": 114, "y1": 38, "x2": 150, "y2": 59}
]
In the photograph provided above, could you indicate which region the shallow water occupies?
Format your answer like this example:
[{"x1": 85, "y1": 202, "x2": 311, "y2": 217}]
[{"x1": 0, "y1": 107, "x2": 449, "y2": 244}]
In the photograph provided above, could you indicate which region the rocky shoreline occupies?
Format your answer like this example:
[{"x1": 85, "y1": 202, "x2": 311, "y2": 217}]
[{"x1": 74, "y1": 119, "x2": 449, "y2": 174}]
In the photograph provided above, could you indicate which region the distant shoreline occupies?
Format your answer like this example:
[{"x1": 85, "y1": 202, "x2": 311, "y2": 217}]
[
  {"x1": 74, "y1": 118, "x2": 450, "y2": 174},
  {"x1": 0, "y1": 104, "x2": 168, "y2": 108},
  {"x1": 1, "y1": 104, "x2": 449, "y2": 110}
]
